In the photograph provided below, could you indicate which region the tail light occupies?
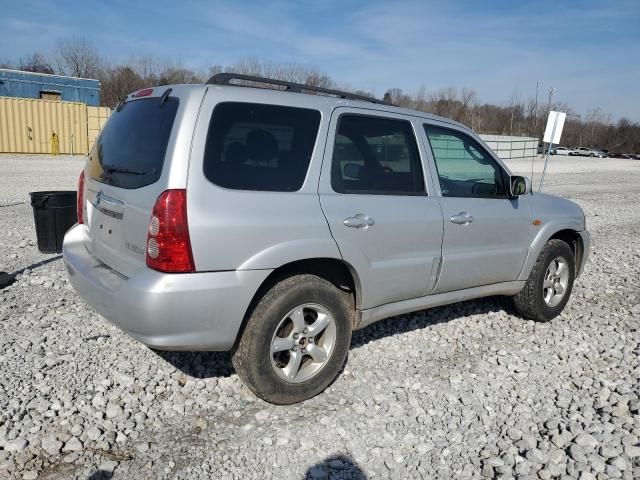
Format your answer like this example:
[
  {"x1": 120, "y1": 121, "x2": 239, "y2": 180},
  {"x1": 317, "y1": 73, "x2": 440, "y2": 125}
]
[
  {"x1": 146, "y1": 189, "x2": 194, "y2": 273},
  {"x1": 77, "y1": 170, "x2": 85, "y2": 224}
]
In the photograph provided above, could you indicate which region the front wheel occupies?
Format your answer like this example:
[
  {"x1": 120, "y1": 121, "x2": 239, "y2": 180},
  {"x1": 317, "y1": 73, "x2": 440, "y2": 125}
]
[
  {"x1": 513, "y1": 239, "x2": 575, "y2": 322},
  {"x1": 232, "y1": 274, "x2": 354, "y2": 404}
]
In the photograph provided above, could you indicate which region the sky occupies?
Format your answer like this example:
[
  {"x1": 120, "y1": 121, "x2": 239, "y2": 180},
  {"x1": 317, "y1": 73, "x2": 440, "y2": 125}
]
[{"x1": 1, "y1": 0, "x2": 639, "y2": 121}]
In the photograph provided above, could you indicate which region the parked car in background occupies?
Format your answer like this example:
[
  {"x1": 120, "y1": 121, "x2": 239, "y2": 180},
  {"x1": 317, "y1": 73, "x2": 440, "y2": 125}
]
[
  {"x1": 609, "y1": 152, "x2": 631, "y2": 159},
  {"x1": 62, "y1": 73, "x2": 591, "y2": 404},
  {"x1": 551, "y1": 146, "x2": 574, "y2": 156},
  {"x1": 572, "y1": 147, "x2": 607, "y2": 158}
]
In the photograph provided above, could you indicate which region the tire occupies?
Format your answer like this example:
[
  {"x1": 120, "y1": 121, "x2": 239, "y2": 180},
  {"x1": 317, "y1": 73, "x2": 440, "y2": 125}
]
[
  {"x1": 232, "y1": 274, "x2": 354, "y2": 404},
  {"x1": 513, "y1": 239, "x2": 575, "y2": 322}
]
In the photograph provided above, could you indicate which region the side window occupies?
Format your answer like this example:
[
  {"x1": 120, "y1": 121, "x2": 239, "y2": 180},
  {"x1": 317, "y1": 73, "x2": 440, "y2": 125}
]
[
  {"x1": 424, "y1": 125, "x2": 506, "y2": 198},
  {"x1": 331, "y1": 114, "x2": 425, "y2": 195},
  {"x1": 203, "y1": 102, "x2": 321, "y2": 191}
]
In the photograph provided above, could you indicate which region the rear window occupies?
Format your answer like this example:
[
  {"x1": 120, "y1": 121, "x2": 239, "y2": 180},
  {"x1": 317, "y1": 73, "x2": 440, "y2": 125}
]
[
  {"x1": 203, "y1": 102, "x2": 321, "y2": 191},
  {"x1": 87, "y1": 96, "x2": 179, "y2": 189}
]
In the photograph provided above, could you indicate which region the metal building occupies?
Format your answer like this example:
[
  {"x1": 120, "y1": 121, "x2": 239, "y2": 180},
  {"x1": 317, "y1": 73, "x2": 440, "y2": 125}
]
[
  {"x1": 0, "y1": 97, "x2": 110, "y2": 154},
  {"x1": 0, "y1": 69, "x2": 100, "y2": 106},
  {"x1": 480, "y1": 134, "x2": 538, "y2": 160}
]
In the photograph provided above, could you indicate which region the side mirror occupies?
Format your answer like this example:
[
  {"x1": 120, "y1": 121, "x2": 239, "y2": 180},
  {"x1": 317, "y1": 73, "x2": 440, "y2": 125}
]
[
  {"x1": 343, "y1": 163, "x2": 363, "y2": 180},
  {"x1": 509, "y1": 175, "x2": 530, "y2": 197}
]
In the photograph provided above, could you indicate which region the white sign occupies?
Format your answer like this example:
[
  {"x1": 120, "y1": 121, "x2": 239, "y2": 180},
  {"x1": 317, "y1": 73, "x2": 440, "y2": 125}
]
[{"x1": 543, "y1": 111, "x2": 566, "y2": 144}]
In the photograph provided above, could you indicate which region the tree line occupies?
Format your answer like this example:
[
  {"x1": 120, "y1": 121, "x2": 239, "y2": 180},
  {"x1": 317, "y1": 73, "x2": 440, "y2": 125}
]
[{"x1": 3, "y1": 37, "x2": 639, "y2": 153}]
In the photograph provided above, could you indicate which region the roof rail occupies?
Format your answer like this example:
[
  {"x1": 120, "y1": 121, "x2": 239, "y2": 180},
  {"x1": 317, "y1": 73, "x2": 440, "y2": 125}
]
[{"x1": 206, "y1": 72, "x2": 390, "y2": 105}]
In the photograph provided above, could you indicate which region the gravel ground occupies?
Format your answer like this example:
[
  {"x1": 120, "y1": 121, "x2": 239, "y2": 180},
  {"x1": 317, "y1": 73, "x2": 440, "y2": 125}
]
[{"x1": 0, "y1": 153, "x2": 639, "y2": 479}]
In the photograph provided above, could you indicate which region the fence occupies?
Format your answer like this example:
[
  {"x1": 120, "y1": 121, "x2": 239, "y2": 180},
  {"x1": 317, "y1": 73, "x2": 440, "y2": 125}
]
[
  {"x1": 0, "y1": 96, "x2": 110, "y2": 154},
  {"x1": 479, "y1": 134, "x2": 538, "y2": 160}
]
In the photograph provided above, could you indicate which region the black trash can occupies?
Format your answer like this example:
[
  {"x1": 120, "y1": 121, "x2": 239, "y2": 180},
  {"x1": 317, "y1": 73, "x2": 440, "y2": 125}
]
[{"x1": 30, "y1": 191, "x2": 78, "y2": 254}]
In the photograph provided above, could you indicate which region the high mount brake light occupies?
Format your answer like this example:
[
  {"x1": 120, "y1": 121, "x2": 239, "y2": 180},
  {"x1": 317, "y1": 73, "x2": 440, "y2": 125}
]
[{"x1": 133, "y1": 88, "x2": 154, "y2": 98}]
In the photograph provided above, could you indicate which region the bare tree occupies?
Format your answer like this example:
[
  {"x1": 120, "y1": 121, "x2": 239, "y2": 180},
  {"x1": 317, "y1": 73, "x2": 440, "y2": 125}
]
[
  {"x1": 383, "y1": 88, "x2": 412, "y2": 107},
  {"x1": 413, "y1": 85, "x2": 428, "y2": 112},
  {"x1": 157, "y1": 67, "x2": 202, "y2": 85},
  {"x1": 224, "y1": 58, "x2": 336, "y2": 89},
  {"x1": 98, "y1": 66, "x2": 145, "y2": 107},
  {"x1": 6, "y1": 39, "x2": 633, "y2": 151},
  {"x1": 208, "y1": 64, "x2": 224, "y2": 79},
  {"x1": 56, "y1": 37, "x2": 101, "y2": 78},
  {"x1": 19, "y1": 52, "x2": 54, "y2": 74}
]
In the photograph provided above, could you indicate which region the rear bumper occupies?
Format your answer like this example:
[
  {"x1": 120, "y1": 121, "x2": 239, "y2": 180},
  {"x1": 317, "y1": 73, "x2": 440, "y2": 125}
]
[{"x1": 62, "y1": 225, "x2": 271, "y2": 350}]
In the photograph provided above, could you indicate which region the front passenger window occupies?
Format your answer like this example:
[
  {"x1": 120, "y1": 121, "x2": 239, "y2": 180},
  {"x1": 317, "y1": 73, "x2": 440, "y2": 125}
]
[{"x1": 424, "y1": 125, "x2": 506, "y2": 198}]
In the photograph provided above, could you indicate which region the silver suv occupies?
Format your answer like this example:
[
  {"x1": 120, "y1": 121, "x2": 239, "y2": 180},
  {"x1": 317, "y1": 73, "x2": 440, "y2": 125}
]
[{"x1": 63, "y1": 74, "x2": 590, "y2": 404}]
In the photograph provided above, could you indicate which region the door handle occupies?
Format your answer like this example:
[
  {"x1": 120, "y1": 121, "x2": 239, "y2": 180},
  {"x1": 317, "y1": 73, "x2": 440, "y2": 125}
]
[
  {"x1": 450, "y1": 212, "x2": 474, "y2": 225},
  {"x1": 344, "y1": 213, "x2": 375, "y2": 229}
]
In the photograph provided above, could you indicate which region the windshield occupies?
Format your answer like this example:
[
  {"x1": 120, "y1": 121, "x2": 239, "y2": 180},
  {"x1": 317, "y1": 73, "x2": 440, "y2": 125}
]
[{"x1": 88, "y1": 96, "x2": 179, "y2": 189}]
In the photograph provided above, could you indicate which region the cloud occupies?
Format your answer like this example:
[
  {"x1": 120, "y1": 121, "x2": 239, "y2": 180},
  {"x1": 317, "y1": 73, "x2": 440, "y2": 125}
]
[{"x1": 0, "y1": 0, "x2": 638, "y2": 120}]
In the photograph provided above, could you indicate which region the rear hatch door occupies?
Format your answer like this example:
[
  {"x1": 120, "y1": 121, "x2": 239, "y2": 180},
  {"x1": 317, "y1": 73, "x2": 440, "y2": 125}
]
[{"x1": 84, "y1": 89, "x2": 190, "y2": 277}]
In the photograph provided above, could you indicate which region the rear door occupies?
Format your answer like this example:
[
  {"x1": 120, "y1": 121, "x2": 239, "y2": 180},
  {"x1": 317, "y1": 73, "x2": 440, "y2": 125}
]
[
  {"x1": 318, "y1": 108, "x2": 443, "y2": 309},
  {"x1": 420, "y1": 122, "x2": 533, "y2": 293},
  {"x1": 83, "y1": 86, "x2": 204, "y2": 277}
]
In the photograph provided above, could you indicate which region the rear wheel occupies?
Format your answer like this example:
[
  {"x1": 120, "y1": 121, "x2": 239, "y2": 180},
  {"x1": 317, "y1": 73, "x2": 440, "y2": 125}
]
[
  {"x1": 513, "y1": 239, "x2": 575, "y2": 322},
  {"x1": 232, "y1": 274, "x2": 354, "y2": 404}
]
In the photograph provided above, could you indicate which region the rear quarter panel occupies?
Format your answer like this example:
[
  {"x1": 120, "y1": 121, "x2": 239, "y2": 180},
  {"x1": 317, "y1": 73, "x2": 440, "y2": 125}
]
[{"x1": 186, "y1": 86, "x2": 341, "y2": 271}]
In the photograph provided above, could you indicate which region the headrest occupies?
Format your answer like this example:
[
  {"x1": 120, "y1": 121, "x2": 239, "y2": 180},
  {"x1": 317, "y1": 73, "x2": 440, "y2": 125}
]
[
  {"x1": 225, "y1": 142, "x2": 248, "y2": 165},
  {"x1": 247, "y1": 129, "x2": 279, "y2": 163}
]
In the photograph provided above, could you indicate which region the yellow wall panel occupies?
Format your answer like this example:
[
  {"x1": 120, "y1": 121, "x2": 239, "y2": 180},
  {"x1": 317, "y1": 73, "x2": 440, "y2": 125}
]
[
  {"x1": 87, "y1": 105, "x2": 111, "y2": 151},
  {"x1": 0, "y1": 96, "x2": 100, "y2": 154}
]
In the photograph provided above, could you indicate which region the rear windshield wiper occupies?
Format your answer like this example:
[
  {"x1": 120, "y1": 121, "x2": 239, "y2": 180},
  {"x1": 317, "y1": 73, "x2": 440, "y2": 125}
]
[{"x1": 102, "y1": 165, "x2": 147, "y2": 175}]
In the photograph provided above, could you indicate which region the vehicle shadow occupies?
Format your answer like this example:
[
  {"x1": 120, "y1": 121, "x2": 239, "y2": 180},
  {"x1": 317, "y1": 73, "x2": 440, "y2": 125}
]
[
  {"x1": 153, "y1": 350, "x2": 235, "y2": 379},
  {"x1": 304, "y1": 454, "x2": 367, "y2": 480},
  {"x1": 86, "y1": 470, "x2": 113, "y2": 480},
  {"x1": 157, "y1": 296, "x2": 513, "y2": 380}
]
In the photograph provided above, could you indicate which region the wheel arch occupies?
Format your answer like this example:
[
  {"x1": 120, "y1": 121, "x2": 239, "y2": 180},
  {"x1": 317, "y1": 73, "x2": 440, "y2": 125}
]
[
  {"x1": 519, "y1": 224, "x2": 585, "y2": 281},
  {"x1": 233, "y1": 258, "x2": 362, "y2": 348},
  {"x1": 548, "y1": 229, "x2": 584, "y2": 275}
]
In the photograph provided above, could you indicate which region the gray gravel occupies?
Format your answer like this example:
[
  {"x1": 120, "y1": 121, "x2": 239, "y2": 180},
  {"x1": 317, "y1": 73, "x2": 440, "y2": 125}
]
[{"x1": 1, "y1": 153, "x2": 639, "y2": 479}]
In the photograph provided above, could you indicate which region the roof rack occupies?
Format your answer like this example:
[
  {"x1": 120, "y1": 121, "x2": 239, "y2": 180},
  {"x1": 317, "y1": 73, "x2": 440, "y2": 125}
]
[{"x1": 206, "y1": 72, "x2": 390, "y2": 105}]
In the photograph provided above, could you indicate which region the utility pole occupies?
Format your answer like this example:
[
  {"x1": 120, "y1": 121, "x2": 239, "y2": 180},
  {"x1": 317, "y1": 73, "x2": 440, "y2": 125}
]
[
  {"x1": 533, "y1": 81, "x2": 539, "y2": 135},
  {"x1": 546, "y1": 87, "x2": 556, "y2": 147},
  {"x1": 510, "y1": 96, "x2": 515, "y2": 135},
  {"x1": 547, "y1": 87, "x2": 555, "y2": 116},
  {"x1": 539, "y1": 89, "x2": 560, "y2": 192}
]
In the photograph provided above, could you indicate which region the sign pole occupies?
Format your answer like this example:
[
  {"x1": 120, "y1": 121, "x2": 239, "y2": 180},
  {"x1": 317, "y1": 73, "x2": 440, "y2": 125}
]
[{"x1": 539, "y1": 113, "x2": 559, "y2": 192}]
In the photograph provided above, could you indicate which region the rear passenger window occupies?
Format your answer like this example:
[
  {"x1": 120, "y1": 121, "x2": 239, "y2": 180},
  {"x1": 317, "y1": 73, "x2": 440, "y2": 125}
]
[
  {"x1": 331, "y1": 115, "x2": 425, "y2": 195},
  {"x1": 203, "y1": 102, "x2": 321, "y2": 191}
]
